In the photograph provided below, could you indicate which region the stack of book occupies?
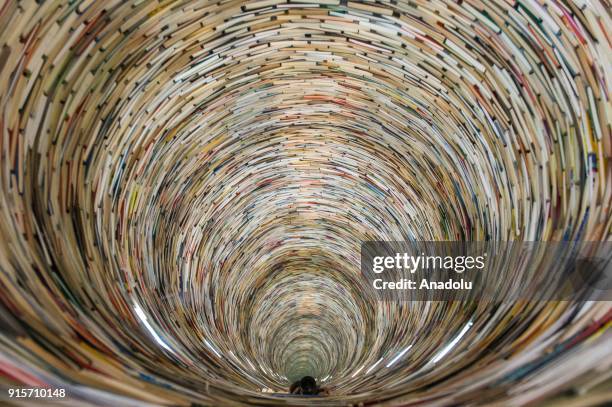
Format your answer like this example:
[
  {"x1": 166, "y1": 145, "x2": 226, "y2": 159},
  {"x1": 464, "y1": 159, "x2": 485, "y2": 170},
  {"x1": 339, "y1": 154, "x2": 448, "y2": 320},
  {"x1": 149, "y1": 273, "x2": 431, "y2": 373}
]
[{"x1": 0, "y1": 0, "x2": 609, "y2": 405}]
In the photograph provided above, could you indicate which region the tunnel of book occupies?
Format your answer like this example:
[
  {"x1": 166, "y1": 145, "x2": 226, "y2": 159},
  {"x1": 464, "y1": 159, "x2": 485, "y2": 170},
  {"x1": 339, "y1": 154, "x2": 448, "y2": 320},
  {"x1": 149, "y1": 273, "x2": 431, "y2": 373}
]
[{"x1": 0, "y1": 0, "x2": 610, "y2": 405}]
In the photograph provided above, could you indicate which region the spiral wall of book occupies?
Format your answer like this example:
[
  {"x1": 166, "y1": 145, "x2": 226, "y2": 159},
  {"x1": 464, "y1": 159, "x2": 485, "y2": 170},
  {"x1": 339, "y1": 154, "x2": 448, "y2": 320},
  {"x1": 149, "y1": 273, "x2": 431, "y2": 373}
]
[{"x1": 0, "y1": 1, "x2": 610, "y2": 405}]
